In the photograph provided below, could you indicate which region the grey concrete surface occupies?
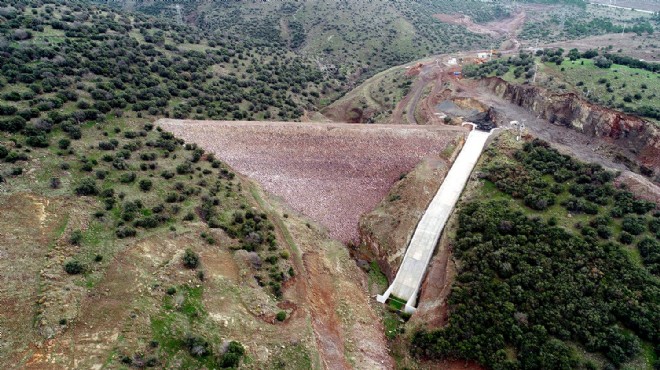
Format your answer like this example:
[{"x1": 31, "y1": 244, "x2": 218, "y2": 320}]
[{"x1": 377, "y1": 127, "x2": 494, "y2": 313}]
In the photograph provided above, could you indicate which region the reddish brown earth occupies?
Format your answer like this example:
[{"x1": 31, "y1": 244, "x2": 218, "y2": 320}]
[
  {"x1": 433, "y1": 10, "x2": 527, "y2": 38},
  {"x1": 158, "y1": 119, "x2": 465, "y2": 244}
]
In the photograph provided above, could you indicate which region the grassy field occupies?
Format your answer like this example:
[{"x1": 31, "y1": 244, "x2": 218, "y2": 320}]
[{"x1": 541, "y1": 58, "x2": 660, "y2": 114}]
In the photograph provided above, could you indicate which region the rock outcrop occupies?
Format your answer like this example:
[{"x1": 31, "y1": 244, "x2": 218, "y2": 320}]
[{"x1": 481, "y1": 77, "x2": 660, "y2": 179}]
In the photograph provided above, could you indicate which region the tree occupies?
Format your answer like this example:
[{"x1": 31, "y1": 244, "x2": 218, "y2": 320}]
[
  {"x1": 75, "y1": 178, "x2": 99, "y2": 196},
  {"x1": 567, "y1": 48, "x2": 580, "y2": 61},
  {"x1": 593, "y1": 56, "x2": 612, "y2": 69}
]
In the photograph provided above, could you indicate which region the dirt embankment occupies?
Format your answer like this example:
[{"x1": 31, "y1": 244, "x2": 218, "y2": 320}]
[
  {"x1": 481, "y1": 77, "x2": 660, "y2": 179},
  {"x1": 356, "y1": 134, "x2": 464, "y2": 282},
  {"x1": 433, "y1": 10, "x2": 526, "y2": 39},
  {"x1": 160, "y1": 120, "x2": 464, "y2": 244}
]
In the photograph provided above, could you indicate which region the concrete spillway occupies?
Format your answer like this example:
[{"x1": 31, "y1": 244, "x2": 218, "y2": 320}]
[{"x1": 377, "y1": 127, "x2": 495, "y2": 313}]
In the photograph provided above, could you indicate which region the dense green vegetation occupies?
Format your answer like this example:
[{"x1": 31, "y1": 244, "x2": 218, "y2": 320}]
[
  {"x1": 0, "y1": 0, "x2": 339, "y2": 124},
  {"x1": 412, "y1": 139, "x2": 659, "y2": 369}
]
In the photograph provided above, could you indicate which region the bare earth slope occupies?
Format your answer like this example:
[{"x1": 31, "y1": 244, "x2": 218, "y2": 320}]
[{"x1": 158, "y1": 120, "x2": 465, "y2": 243}]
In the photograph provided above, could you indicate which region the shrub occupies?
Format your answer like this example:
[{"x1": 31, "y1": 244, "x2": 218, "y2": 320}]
[
  {"x1": 622, "y1": 216, "x2": 646, "y2": 235},
  {"x1": 58, "y1": 138, "x2": 71, "y2": 149},
  {"x1": 64, "y1": 260, "x2": 84, "y2": 274},
  {"x1": 649, "y1": 218, "x2": 660, "y2": 234},
  {"x1": 0, "y1": 145, "x2": 8, "y2": 159},
  {"x1": 134, "y1": 215, "x2": 164, "y2": 229},
  {"x1": 119, "y1": 172, "x2": 136, "y2": 183},
  {"x1": 184, "y1": 335, "x2": 209, "y2": 357},
  {"x1": 69, "y1": 230, "x2": 83, "y2": 245},
  {"x1": 98, "y1": 141, "x2": 117, "y2": 150},
  {"x1": 161, "y1": 170, "x2": 175, "y2": 179},
  {"x1": 594, "y1": 56, "x2": 613, "y2": 68},
  {"x1": 139, "y1": 179, "x2": 153, "y2": 192},
  {"x1": 619, "y1": 232, "x2": 634, "y2": 244},
  {"x1": 5, "y1": 151, "x2": 28, "y2": 163},
  {"x1": 276, "y1": 311, "x2": 286, "y2": 321},
  {"x1": 116, "y1": 227, "x2": 137, "y2": 239},
  {"x1": 74, "y1": 178, "x2": 98, "y2": 196},
  {"x1": 182, "y1": 248, "x2": 199, "y2": 269},
  {"x1": 219, "y1": 341, "x2": 245, "y2": 368},
  {"x1": 176, "y1": 161, "x2": 193, "y2": 175},
  {"x1": 11, "y1": 167, "x2": 22, "y2": 176},
  {"x1": 596, "y1": 225, "x2": 611, "y2": 239},
  {"x1": 26, "y1": 135, "x2": 49, "y2": 148}
]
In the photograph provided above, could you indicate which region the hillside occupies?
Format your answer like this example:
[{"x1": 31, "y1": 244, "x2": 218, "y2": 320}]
[
  {"x1": 464, "y1": 49, "x2": 660, "y2": 122},
  {"x1": 0, "y1": 0, "x2": 343, "y2": 124},
  {"x1": 109, "y1": 0, "x2": 509, "y2": 80},
  {"x1": 0, "y1": 1, "x2": 389, "y2": 368},
  {"x1": 1, "y1": 0, "x2": 659, "y2": 369},
  {"x1": 412, "y1": 135, "x2": 660, "y2": 369}
]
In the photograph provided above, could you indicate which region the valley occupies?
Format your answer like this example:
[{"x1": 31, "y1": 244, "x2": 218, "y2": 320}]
[{"x1": 0, "y1": 0, "x2": 659, "y2": 369}]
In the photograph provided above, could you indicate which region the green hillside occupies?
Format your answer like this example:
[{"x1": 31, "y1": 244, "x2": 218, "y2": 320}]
[
  {"x1": 412, "y1": 137, "x2": 660, "y2": 370},
  {"x1": 0, "y1": 0, "x2": 342, "y2": 124},
  {"x1": 110, "y1": 0, "x2": 510, "y2": 79}
]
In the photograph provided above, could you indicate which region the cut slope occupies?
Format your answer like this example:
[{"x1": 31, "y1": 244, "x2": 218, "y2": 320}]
[{"x1": 158, "y1": 119, "x2": 465, "y2": 243}]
